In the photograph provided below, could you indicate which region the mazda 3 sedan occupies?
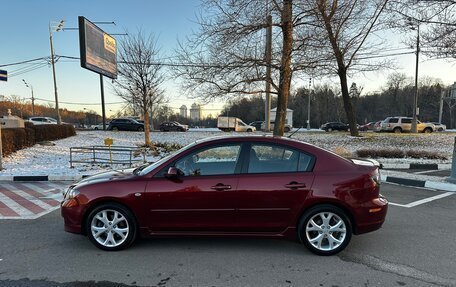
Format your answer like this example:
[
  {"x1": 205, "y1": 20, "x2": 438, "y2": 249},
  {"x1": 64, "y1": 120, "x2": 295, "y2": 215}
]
[{"x1": 61, "y1": 136, "x2": 387, "y2": 255}]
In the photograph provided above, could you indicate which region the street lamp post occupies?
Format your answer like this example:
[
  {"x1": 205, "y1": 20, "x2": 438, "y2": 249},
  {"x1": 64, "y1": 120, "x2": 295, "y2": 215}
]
[
  {"x1": 408, "y1": 19, "x2": 420, "y2": 133},
  {"x1": 22, "y1": 79, "x2": 35, "y2": 116},
  {"x1": 49, "y1": 20, "x2": 64, "y2": 124},
  {"x1": 307, "y1": 78, "x2": 312, "y2": 130}
]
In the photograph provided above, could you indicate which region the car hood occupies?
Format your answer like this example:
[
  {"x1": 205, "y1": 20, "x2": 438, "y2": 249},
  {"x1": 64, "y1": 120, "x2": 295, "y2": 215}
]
[{"x1": 77, "y1": 168, "x2": 136, "y2": 185}]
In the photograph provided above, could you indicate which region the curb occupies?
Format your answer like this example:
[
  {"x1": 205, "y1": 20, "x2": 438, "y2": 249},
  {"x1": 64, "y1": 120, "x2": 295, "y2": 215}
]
[
  {"x1": 0, "y1": 175, "x2": 84, "y2": 182},
  {"x1": 380, "y1": 175, "x2": 456, "y2": 192},
  {"x1": 382, "y1": 163, "x2": 451, "y2": 170}
]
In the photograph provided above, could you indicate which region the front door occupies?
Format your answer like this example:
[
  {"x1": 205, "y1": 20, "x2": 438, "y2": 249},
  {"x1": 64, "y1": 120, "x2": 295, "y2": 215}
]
[{"x1": 144, "y1": 143, "x2": 243, "y2": 232}]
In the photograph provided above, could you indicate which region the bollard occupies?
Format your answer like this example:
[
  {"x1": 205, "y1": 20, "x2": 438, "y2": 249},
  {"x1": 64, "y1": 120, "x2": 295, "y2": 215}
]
[{"x1": 448, "y1": 136, "x2": 456, "y2": 183}]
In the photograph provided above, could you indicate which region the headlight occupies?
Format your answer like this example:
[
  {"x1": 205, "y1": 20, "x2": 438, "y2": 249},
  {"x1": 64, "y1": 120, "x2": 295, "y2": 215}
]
[{"x1": 64, "y1": 188, "x2": 80, "y2": 200}]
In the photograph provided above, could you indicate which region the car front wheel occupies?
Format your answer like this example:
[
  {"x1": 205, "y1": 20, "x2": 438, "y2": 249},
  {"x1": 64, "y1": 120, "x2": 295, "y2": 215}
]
[
  {"x1": 86, "y1": 203, "x2": 137, "y2": 251},
  {"x1": 298, "y1": 205, "x2": 352, "y2": 256}
]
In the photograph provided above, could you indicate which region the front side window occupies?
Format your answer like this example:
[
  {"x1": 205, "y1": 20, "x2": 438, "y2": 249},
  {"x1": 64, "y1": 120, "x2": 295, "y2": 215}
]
[
  {"x1": 248, "y1": 144, "x2": 313, "y2": 173},
  {"x1": 175, "y1": 144, "x2": 241, "y2": 176}
]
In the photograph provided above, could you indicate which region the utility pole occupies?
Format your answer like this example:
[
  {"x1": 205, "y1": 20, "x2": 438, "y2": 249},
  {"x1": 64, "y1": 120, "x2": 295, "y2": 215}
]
[
  {"x1": 49, "y1": 20, "x2": 64, "y2": 124},
  {"x1": 307, "y1": 78, "x2": 311, "y2": 130},
  {"x1": 22, "y1": 79, "x2": 35, "y2": 116},
  {"x1": 264, "y1": 3, "x2": 272, "y2": 132},
  {"x1": 0, "y1": 121, "x2": 3, "y2": 171},
  {"x1": 411, "y1": 24, "x2": 420, "y2": 133}
]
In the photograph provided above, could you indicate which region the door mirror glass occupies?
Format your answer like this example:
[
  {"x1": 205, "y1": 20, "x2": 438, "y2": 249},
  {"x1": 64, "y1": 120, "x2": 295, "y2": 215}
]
[{"x1": 165, "y1": 167, "x2": 182, "y2": 178}]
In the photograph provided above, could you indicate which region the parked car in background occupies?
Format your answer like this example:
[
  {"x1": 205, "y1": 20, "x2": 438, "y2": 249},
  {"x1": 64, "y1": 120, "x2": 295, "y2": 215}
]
[
  {"x1": 61, "y1": 135, "x2": 387, "y2": 255},
  {"x1": 27, "y1": 117, "x2": 58, "y2": 125},
  {"x1": 359, "y1": 122, "x2": 376, "y2": 131},
  {"x1": 261, "y1": 121, "x2": 292, "y2": 132},
  {"x1": 430, "y1": 122, "x2": 446, "y2": 132},
  {"x1": 320, "y1": 122, "x2": 349, "y2": 132},
  {"x1": 249, "y1": 121, "x2": 264, "y2": 131},
  {"x1": 159, "y1": 121, "x2": 188, "y2": 132},
  {"x1": 373, "y1": 121, "x2": 382, "y2": 132},
  {"x1": 107, "y1": 118, "x2": 144, "y2": 131},
  {"x1": 217, "y1": 116, "x2": 256, "y2": 132},
  {"x1": 380, "y1": 117, "x2": 435, "y2": 133}
]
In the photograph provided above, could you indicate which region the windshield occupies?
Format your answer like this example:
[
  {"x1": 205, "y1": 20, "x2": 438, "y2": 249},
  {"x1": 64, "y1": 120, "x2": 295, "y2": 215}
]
[
  {"x1": 239, "y1": 120, "x2": 247, "y2": 126},
  {"x1": 138, "y1": 142, "x2": 198, "y2": 176}
]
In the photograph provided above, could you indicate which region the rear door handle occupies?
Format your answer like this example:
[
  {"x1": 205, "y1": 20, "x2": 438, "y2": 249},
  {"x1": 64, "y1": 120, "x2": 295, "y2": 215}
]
[
  {"x1": 284, "y1": 182, "x2": 306, "y2": 189},
  {"x1": 211, "y1": 183, "x2": 232, "y2": 191}
]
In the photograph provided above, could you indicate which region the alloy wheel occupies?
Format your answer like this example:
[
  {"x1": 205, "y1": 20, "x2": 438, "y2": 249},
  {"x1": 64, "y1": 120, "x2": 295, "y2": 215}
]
[
  {"x1": 90, "y1": 209, "x2": 130, "y2": 248},
  {"x1": 305, "y1": 212, "x2": 347, "y2": 252}
]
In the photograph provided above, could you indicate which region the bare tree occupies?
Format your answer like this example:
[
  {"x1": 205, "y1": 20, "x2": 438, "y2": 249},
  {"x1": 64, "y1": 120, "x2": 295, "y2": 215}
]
[
  {"x1": 305, "y1": 0, "x2": 390, "y2": 136},
  {"x1": 174, "y1": 0, "x2": 319, "y2": 136},
  {"x1": 114, "y1": 32, "x2": 165, "y2": 145}
]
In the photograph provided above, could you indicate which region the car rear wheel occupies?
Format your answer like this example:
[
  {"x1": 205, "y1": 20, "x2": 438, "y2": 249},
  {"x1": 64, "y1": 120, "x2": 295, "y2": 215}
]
[
  {"x1": 298, "y1": 205, "x2": 352, "y2": 256},
  {"x1": 86, "y1": 203, "x2": 137, "y2": 251},
  {"x1": 423, "y1": 127, "x2": 432, "y2": 133},
  {"x1": 393, "y1": 127, "x2": 401, "y2": 133}
]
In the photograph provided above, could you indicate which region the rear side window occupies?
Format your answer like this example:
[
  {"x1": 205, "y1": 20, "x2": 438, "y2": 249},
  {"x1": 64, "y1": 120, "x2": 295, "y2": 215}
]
[
  {"x1": 388, "y1": 118, "x2": 399, "y2": 123},
  {"x1": 401, "y1": 118, "x2": 412, "y2": 124},
  {"x1": 248, "y1": 144, "x2": 314, "y2": 173}
]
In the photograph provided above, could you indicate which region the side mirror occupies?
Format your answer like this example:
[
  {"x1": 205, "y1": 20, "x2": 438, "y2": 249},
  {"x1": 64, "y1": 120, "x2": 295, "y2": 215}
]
[{"x1": 165, "y1": 167, "x2": 182, "y2": 178}]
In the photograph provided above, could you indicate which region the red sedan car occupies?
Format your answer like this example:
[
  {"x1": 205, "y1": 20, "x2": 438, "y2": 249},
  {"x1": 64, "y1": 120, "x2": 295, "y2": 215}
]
[{"x1": 61, "y1": 136, "x2": 387, "y2": 255}]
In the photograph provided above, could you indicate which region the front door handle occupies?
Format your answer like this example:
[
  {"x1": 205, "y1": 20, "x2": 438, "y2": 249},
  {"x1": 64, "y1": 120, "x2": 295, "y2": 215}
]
[
  {"x1": 284, "y1": 181, "x2": 306, "y2": 189},
  {"x1": 211, "y1": 183, "x2": 232, "y2": 191}
]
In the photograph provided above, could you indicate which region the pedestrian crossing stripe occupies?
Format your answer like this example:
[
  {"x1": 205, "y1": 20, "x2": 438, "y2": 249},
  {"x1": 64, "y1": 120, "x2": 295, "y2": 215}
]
[{"x1": 0, "y1": 181, "x2": 69, "y2": 220}]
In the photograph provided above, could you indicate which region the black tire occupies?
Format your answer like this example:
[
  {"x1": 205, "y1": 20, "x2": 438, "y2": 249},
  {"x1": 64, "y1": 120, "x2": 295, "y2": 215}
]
[
  {"x1": 393, "y1": 127, "x2": 402, "y2": 134},
  {"x1": 94, "y1": 127, "x2": 99, "y2": 130},
  {"x1": 246, "y1": 128, "x2": 252, "y2": 132},
  {"x1": 137, "y1": 126, "x2": 144, "y2": 132},
  {"x1": 327, "y1": 128, "x2": 333, "y2": 132},
  {"x1": 298, "y1": 205, "x2": 352, "y2": 256},
  {"x1": 423, "y1": 127, "x2": 432, "y2": 133},
  {"x1": 112, "y1": 127, "x2": 119, "y2": 131},
  {"x1": 86, "y1": 203, "x2": 137, "y2": 251},
  {"x1": 284, "y1": 127, "x2": 291, "y2": 133},
  {"x1": 438, "y1": 128, "x2": 443, "y2": 132}
]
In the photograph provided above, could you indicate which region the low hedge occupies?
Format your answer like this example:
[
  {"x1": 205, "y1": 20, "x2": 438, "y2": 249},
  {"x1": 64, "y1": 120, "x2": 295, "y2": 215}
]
[
  {"x1": 1, "y1": 124, "x2": 75, "y2": 156},
  {"x1": 356, "y1": 148, "x2": 447, "y2": 160}
]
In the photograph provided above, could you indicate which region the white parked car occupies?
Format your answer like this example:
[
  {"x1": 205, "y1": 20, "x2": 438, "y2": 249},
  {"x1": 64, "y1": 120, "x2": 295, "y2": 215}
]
[{"x1": 27, "y1": 117, "x2": 58, "y2": 125}]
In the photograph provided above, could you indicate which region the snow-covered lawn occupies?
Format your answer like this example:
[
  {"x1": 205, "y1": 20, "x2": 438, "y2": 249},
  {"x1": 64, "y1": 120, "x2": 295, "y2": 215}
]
[{"x1": 1, "y1": 129, "x2": 455, "y2": 177}]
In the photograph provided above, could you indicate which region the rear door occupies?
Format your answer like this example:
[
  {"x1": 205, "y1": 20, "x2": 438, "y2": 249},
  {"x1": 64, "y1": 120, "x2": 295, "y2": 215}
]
[{"x1": 235, "y1": 143, "x2": 315, "y2": 232}]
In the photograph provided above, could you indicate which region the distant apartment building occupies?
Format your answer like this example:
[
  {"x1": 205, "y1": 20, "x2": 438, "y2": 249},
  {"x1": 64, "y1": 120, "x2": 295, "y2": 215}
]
[
  {"x1": 190, "y1": 103, "x2": 203, "y2": 121},
  {"x1": 179, "y1": 105, "x2": 188, "y2": 118}
]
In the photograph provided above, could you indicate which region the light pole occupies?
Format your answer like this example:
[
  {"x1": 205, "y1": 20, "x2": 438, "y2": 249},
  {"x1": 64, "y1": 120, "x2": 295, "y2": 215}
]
[
  {"x1": 407, "y1": 18, "x2": 420, "y2": 133},
  {"x1": 307, "y1": 78, "x2": 312, "y2": 130},
  {"x1": 49, "y1": 20, "x2": 64, "y2": 124},
  {"x1": 22, "y1": 79, "x2": 35, "y2": 116}
]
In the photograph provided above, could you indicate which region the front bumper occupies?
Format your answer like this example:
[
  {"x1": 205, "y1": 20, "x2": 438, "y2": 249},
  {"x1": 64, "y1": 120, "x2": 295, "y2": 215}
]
[{"x1": 61, "y1": 200, "x2": 84, "y2": 234}]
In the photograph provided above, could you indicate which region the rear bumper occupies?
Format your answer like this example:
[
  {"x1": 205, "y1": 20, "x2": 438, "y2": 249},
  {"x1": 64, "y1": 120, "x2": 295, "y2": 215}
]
[{"x1": 354, "y1": 196, "x2": 388, "y2": 235}]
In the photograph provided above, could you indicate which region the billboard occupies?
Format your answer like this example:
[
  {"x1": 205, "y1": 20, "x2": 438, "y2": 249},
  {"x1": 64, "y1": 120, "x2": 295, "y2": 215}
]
[
  {"x1": 78, "y1": 16, "x2": 117, "y2": 79},
  {"x1": 0, "y1": 69, "x2": 7, "y2": 82}
]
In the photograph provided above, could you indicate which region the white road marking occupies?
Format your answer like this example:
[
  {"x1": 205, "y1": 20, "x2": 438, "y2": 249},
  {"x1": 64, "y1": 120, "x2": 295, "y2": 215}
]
[{"x1": 389, "y1": 192, "x2": 454, "y2": 208}]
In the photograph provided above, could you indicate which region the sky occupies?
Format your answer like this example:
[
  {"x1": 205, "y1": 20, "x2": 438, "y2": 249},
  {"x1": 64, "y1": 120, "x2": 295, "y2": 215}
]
[{"x1": 1, "y1": 0, "x2": 456, "y2": 118}]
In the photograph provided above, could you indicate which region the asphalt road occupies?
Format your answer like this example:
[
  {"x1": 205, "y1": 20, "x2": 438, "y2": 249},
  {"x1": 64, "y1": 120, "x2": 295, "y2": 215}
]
[{"x1": 0, "y1": 183, "x2": 455, "y2": 287}]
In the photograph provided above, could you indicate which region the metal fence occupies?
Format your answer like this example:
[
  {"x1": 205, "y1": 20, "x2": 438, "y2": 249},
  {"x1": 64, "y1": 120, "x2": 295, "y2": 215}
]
[{"x1": 69, "y1": 145, "x2": 146, "y2": 168}]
